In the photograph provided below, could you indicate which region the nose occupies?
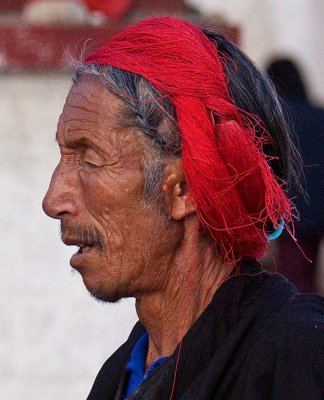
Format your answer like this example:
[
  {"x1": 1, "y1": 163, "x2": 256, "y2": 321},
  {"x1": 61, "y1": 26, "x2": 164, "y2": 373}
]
[{"x1": 42, "y1": 163, "x2": 78, "y2": 219}]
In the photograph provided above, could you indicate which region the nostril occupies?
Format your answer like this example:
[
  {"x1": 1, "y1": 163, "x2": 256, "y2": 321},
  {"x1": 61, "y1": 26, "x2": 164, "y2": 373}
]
[
  {"x1": 42, "y1": 189, "x2": 78, "y2": 219},
  {"x1": 42, "y1": 194, "x2": 72, "y2": 219},
  {"x1": 43, "y1": 166, "x2": 78, "y2": 219},
  {"x1": 42, "y1": 193, "x2": 57, "y2": 219}
]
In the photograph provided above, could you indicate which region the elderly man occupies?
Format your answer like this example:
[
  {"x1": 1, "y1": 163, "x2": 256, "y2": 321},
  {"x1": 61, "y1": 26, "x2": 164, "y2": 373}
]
[{"x1": 43, "y1": 17, "x2": 324, "y2": 400}]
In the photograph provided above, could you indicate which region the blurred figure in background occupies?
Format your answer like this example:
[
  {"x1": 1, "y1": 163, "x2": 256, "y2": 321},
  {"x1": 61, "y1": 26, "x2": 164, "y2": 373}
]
[
  {"x1": 267, "y1": 59, "x2": 324, "y2": 293},
  {"x1": 22, "y1": 0, "x2": 133, "y2": 26},
  {"x1": 22, "y1": 0, "x2": 89, "y2": 25}
]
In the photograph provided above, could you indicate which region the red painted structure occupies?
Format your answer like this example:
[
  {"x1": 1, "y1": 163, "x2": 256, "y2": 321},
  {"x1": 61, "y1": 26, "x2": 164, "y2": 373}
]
[
  {"x1": 0, "y1": 0, "x2": 238, "y2": 70},
  {"x1": 0, "y1": 24, "x2": 127, "y2": 70}
]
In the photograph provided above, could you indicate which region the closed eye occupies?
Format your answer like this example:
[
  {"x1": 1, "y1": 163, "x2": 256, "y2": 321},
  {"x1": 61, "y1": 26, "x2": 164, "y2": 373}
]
[{"x1": 84, "y1": 160, "x2": 100, "y2": 168}]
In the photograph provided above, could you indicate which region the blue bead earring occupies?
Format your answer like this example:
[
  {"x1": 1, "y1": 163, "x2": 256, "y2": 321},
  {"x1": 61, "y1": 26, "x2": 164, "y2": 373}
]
[{"x1": 267, "y1": 219, "x2": 284, "y2": 241}]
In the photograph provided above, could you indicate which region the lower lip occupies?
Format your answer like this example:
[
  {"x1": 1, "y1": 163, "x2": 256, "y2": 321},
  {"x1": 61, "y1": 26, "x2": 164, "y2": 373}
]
[{"x1": 70, "y1": 246, "x2": 95, "y2": 268}]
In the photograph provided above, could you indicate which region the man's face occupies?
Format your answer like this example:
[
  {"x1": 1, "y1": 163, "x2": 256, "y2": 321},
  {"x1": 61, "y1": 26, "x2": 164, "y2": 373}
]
[{"x1": 43, "y1": 75, "x2": 180, "y2": 302}]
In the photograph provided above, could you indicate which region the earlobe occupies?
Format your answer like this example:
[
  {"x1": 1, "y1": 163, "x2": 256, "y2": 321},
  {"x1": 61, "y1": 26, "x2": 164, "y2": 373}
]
[
  {"x1": 171, "y1": 182, "x2": 196, "y2": 220},
  {"x1": 162, "y1": 159, "x2": 196, "y2": 220}
]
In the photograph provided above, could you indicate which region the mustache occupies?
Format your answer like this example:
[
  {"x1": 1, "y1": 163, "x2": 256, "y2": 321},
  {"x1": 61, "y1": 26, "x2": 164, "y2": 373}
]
[{"x1": 60, "y1": 221, "x2": 104, "y2": 252}]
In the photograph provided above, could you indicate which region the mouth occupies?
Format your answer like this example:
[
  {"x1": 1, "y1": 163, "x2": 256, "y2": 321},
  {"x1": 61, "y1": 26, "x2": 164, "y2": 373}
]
[
  {"x1": 76, "y1": 244, "x2": 93, "y2": 255},
  {"x1": 62, "y1": 237, "x2": 98, "y2": 266},
  {"x1": 60, "y1": 223, "x2": 104, "y2": 269},
  {"x1": 69, "y1": 243, "x2": 98, "y2": 270}
]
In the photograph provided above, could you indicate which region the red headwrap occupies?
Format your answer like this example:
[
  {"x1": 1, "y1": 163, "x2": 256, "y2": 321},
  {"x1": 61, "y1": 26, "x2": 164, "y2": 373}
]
[{"x1": 86, "y1": 17, "x2": 293, "y2": 265}]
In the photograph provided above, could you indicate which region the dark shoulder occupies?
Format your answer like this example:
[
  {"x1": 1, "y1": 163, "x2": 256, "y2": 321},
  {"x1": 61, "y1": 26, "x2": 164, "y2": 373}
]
[
  {"x1": 243, "y1": 292, "x2": 324, "y2": 399},
  {"x1": 274, "y1": 293, "x2": 324, "y2": 357},
  {"x1": 275, "y1": 294, "x2": 324, "y2": 398},
  {"x1": 279, "y1": 293, "x2": 324, "y2": 322},
  {"x1": 242, "y1": 273, "x2": 324, "y2": 361}
]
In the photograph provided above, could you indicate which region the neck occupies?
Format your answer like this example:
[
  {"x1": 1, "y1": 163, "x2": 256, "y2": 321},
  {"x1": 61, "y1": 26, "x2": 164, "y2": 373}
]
[{"x1": 135, "y1": 237, "x2": 233, "y2": 369}]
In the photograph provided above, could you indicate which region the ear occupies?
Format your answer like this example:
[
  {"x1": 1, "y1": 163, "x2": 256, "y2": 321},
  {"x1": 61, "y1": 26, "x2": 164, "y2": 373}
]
[{"x1": 162, "y1": 159, "x2": 196, "y2": 220}]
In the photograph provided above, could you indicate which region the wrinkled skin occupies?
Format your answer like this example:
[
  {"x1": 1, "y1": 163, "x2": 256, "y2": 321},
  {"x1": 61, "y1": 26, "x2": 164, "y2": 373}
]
[
  {"x1": 42, "y1": 75, "x2": 182, "y2": 302},
  {"x1": 43, "y1": 74, "x2": 231, "y2": 363}
]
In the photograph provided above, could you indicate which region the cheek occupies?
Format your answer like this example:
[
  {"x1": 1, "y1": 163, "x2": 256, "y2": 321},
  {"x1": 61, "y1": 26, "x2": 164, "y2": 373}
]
[
  {"x1": 79, "y1": 169, "x2": 144, "y2": 250},
  {"x1": 81, "y1": 168, "x2": 143, "y2": 209},
  {"x1": 81, "y1": 170, "x2": 119, "y2": 212}
]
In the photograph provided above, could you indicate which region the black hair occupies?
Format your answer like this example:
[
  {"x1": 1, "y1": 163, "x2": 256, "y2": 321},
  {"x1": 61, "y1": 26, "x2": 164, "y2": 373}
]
[{"x1": 203, "y1": 29, "x2": 301, "y2": 188}]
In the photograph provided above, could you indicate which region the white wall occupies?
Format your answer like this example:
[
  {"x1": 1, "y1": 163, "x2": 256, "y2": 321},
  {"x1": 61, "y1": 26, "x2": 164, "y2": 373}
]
[
  {"x1": 0, "y1": 73, "x2": 137, "y2": 400},
  {"x1": 187, "y1": 0, "x2": 324, "y2": 104}
]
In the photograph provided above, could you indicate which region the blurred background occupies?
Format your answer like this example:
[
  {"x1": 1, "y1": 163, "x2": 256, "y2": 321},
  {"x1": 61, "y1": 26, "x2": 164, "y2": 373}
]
[{"x1": 0, "y1": 1, "x2": 323, "y2": 399}]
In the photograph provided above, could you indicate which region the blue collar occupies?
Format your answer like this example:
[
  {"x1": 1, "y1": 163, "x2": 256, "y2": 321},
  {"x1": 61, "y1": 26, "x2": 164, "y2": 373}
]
[{"x1": 124, "y1": 332, "x2": 169, "y2": 399}]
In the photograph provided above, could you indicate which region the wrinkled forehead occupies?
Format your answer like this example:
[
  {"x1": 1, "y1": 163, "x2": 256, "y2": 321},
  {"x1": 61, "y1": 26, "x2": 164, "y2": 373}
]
[
  {"x1": 56, "y1": 74, "x2": 146, "y2": 159},
  {"x1": 62, "y1": 74, "x2": 126, "y2": 124}
]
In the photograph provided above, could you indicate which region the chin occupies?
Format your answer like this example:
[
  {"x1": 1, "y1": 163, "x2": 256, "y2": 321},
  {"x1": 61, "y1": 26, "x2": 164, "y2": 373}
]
[
  {"x1": 89, "y1": 288, "x2": 124, "y2": 304},
  {"x1": 82, "y1": 275, "x2": 128, "y2": 304},
  {"x1": 89, "y1": 290, "x2": 122, "y2": 304}
]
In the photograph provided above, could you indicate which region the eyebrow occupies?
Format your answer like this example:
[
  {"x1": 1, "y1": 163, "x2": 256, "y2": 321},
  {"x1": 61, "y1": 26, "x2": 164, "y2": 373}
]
[
  {"x1": 55, "y1": 126, "x2": 97, "y2": 145},
  {"x1": 64, "y1": 129, "x2": 107, "y2": 154}
]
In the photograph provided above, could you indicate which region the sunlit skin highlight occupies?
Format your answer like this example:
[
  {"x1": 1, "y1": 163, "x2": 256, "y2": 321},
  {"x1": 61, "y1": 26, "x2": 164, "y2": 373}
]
[{"x1": 43, "y1": 74, "x2": 233, "y2": 368}]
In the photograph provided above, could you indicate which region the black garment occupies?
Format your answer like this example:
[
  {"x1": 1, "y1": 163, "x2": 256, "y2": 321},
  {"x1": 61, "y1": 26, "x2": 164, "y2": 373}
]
[{"x1": 87, "y1": 261, "x2": 324, "y2": 399}]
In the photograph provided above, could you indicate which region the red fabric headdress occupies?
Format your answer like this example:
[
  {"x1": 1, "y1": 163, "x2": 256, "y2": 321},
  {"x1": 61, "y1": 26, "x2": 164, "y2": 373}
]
[{"x1": 86, "y1": 17, "x2": 293, "y2": 265}]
